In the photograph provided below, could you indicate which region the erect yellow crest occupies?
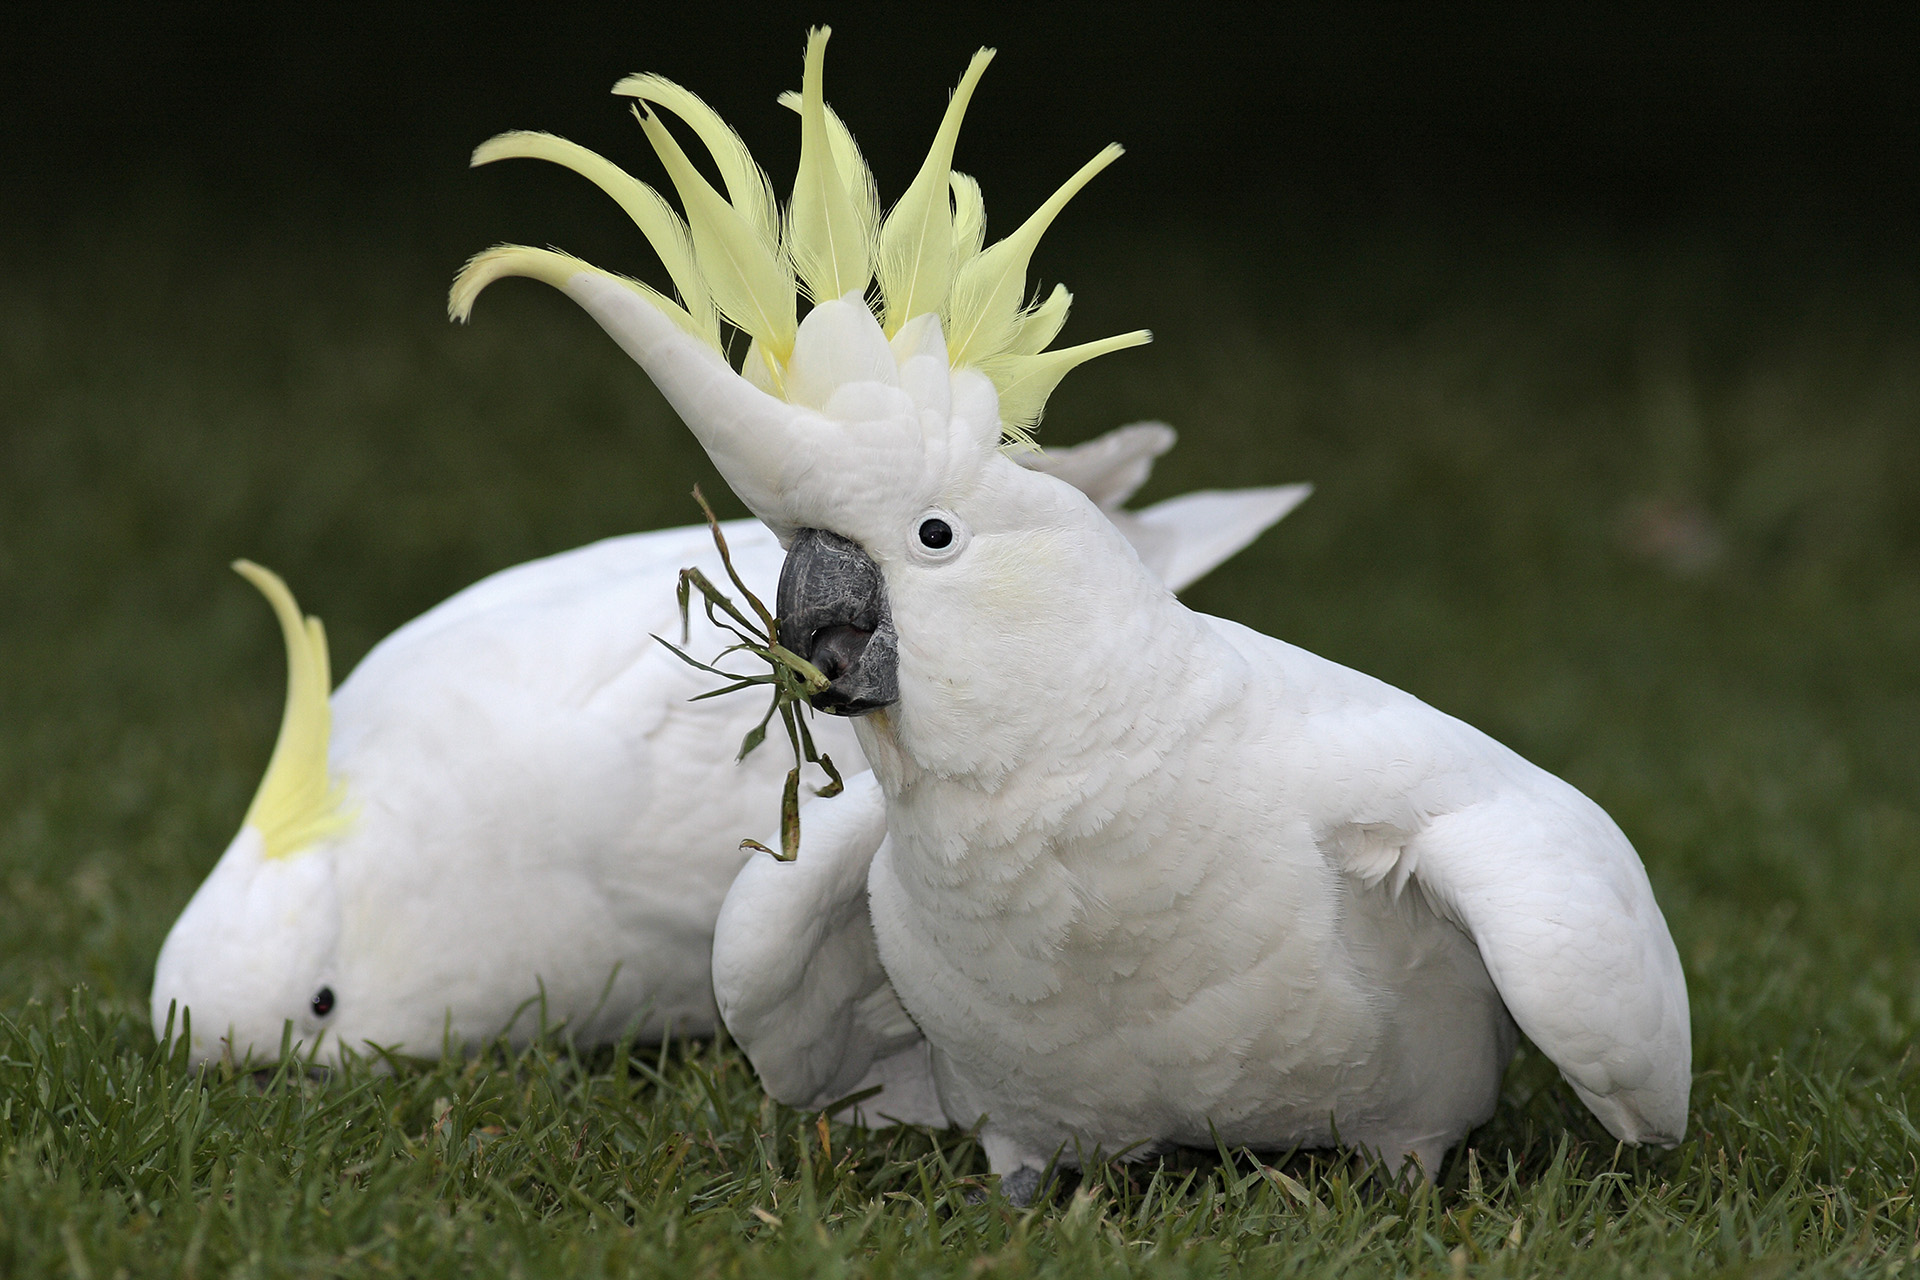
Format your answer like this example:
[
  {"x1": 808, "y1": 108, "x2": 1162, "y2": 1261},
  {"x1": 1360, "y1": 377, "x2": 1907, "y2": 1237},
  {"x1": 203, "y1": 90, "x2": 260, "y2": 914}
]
[
  {"x1": 449, "y1": 26, "x2": 1149, "y2": 445},
  {"x1": 232, "y1": 561, "x2": 353, "y2": 860}
]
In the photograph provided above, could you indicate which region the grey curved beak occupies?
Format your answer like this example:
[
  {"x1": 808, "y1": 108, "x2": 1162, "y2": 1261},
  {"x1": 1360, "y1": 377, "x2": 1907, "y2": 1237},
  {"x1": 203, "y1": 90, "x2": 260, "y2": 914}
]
[{"x1": 776, "y1": 529, "x2": 900, "y2": 716}]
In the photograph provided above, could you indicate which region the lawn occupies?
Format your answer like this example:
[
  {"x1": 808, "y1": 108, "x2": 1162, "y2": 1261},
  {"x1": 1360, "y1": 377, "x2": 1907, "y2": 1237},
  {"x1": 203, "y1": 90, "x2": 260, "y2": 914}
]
[{"x1": 3, "y1": 195, "x2": 1919, "y2": 1275}]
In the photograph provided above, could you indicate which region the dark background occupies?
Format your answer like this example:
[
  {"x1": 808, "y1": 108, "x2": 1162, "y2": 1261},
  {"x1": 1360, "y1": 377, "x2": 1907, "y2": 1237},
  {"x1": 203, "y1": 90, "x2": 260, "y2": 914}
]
[{"x1": 9, "y1": 1, "x2": 1918, "y2": 238}]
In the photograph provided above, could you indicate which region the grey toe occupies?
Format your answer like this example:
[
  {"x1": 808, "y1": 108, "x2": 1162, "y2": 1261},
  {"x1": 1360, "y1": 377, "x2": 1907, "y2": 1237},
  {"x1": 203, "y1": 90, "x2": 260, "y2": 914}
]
[{"x1": 999, "y1": 1166, "x2": 1046, "y2": 1207}]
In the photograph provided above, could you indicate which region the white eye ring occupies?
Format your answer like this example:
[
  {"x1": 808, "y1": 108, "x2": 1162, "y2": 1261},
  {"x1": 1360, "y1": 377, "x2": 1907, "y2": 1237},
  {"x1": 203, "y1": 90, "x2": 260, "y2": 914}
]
[{"x1": 909, "y1": 509, "x2": 969, "y2": 564}]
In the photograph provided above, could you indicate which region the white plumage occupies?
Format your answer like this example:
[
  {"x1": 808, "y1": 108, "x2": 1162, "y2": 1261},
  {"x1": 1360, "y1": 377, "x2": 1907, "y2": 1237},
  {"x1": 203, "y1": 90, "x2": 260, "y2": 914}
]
[
  {"x1": 149, "y1": 424, "x2": 1306, "y2": 1066},
  {"x1": 569, "y1": 288, "x2": 1690, "y2": 1184},
  {"x1": 451, "y1": 33, "x2": 1690, "y2": 1188}
]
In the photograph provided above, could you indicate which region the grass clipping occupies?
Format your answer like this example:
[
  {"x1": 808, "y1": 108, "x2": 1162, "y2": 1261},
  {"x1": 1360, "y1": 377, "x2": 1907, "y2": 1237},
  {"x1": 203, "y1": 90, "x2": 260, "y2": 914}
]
[{"x1": 655, "y1": 488, "x2": 844, "y2": 860}]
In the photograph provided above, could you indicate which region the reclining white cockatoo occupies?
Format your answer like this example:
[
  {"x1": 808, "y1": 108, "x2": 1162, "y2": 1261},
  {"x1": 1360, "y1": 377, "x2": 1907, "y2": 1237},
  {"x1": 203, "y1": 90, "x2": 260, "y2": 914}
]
[
  {"x1": 149, "y1": 425, "x2": 1306, "y2": 1068},
  {"x1": 451, "y1": 30, "x2": 1689, "y2": 1193}
]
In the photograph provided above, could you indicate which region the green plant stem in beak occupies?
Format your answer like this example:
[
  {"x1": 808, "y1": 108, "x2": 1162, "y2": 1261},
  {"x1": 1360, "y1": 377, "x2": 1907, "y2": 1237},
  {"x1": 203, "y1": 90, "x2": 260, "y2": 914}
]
[{"x1": 654, "y1": 487, "x2": 844, "y2": 860}]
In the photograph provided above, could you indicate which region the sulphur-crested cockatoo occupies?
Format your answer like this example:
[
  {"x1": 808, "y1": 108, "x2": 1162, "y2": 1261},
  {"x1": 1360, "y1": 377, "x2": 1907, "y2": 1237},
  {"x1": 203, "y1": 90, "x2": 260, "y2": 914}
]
[
  {"x1": 150, "y1": 422, "x2": 1306, "y2": 1068},
  {"x1": 451, "y1": 29, "x2": 1690, "y2": 1190}
]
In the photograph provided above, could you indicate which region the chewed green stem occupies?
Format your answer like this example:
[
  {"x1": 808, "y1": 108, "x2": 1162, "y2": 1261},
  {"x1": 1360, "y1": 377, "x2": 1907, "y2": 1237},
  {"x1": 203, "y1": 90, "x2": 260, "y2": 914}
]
[{"x1": 653, "y1": 487, "x2": 843, "y2": 860}]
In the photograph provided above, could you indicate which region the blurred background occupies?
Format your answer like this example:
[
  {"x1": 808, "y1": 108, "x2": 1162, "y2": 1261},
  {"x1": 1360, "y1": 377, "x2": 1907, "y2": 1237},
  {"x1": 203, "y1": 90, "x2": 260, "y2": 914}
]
[
  {"x1": 2, "y1": 1, "x2": 1918, "y2": 1089},
  {"x1": 9, "y1": 2, "x2": 1919, "y2": 230}
]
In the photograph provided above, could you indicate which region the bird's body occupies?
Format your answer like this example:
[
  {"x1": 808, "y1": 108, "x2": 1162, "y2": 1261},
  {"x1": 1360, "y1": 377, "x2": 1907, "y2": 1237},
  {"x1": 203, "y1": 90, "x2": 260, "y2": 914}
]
[
  {"x1": 322, "y1": 520, "x2": 835, "y2": 1048},
  {"x1": 152, "y1": 425, "x2": 1305, "y2": 1067},
  {"x1": 455, "y1": 28, "x2": 1690, "y2": 1188},
  {"x1": 153, "y1": 519, "x2": 848, "y2": 1064},
  {"x1": 722, "y1": 466, "x2": 1684, "y2": 1176},
  {"x1": 856, "y1": 533, "x2": 1679, "y2": 1171}
]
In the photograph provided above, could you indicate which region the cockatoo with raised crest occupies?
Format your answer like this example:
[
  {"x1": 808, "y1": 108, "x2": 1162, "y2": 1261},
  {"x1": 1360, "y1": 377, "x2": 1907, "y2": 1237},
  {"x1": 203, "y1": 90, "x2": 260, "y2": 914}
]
[
  {"x1": 451, "y1": 29, "x2": 1690, "y2": 1193},
  {"x1": 150, "y1": 426, "x2": 1304, "y2": 1067}
]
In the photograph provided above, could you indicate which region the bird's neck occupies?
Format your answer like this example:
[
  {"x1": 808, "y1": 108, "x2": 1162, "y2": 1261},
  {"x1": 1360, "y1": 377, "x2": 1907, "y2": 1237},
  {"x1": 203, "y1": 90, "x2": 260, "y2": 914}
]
[{"x1": 853, "y1": 524, "x2": 1248, "y2": 890}]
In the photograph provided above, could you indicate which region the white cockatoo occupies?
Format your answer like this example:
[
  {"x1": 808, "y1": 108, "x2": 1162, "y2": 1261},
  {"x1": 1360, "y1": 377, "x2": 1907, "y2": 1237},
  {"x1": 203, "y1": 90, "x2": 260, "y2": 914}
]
[
  {"x1": 451, "y1": 30, "x2": 1690, "y2": 1191},
  {"x1": 150, "y1": 423, "x2": 1306, "y2": 1068}
]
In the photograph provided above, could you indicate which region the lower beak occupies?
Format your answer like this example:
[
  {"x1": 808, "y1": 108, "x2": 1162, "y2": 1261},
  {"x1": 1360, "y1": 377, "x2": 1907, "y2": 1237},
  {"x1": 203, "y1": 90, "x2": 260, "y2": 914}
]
[{"x1": 776, "y1": 529, "x2": 900, "y2": 716}]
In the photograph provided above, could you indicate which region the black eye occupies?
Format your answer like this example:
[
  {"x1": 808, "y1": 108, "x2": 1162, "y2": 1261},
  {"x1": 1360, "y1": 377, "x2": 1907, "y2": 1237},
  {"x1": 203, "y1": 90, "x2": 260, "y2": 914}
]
[
  {"x1": 918, "y1": 518, "x2": 953, "y2": 549},
  {"x1": 311, "y1": 987, "x2": 335, "y2": 1018}
]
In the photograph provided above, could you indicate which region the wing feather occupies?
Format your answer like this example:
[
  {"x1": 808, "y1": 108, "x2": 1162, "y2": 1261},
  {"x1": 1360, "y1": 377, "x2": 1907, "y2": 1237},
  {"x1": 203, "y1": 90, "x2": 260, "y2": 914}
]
[
  {"x1": 1394, "y1": 782, "x2": 1691, "y2": 1144},
  {"x1": 712, "y1": 772, "x2": 946, "y2": 1125},
  {"x1": 1116, "y1": 484, "x2": 1312, "y2": 593}
]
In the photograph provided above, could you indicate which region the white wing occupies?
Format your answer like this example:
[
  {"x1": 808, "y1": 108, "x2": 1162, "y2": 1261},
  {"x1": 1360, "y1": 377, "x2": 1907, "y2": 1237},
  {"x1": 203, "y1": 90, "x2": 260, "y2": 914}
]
[
  {"x1": 357, "y1": 522, "x2": 747, "y2": 661},
  {"x1": 1394, "y1": 788, "x2": 1691, "y2": 1143},
  {"x1": 1018, "y1": 420, "x2": 1173, "y2": 509},
  {"x1": 1113, "y1": 484, "x2": 1311, "y2": 593},
  {"x1": 1021, "y1": 423, "x2": 1308, "y2": 593},
  {"x1": 711, "y1": 772, "x2": 947, "y2": 1126},
  {"x1": 1237, "y1": 619, "x2": 1692, "y2": 1146}
]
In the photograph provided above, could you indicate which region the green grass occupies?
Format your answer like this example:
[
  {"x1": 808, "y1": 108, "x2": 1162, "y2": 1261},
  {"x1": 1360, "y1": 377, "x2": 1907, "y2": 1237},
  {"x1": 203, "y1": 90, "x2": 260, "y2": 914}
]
[{"x1": 4, "y1": 197, "x2": 1920, "y2": 1275}]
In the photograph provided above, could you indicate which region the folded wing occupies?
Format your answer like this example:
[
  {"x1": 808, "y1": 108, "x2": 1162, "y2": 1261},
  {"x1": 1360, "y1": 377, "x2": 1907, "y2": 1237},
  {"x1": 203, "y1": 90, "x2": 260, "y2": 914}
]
[
  {"x1": 711, "y1": 772, "x2": 947, "y2": 1126},
  {"x1": 1398, "y1": 788, "x2": 1691, "y2": 1144}
]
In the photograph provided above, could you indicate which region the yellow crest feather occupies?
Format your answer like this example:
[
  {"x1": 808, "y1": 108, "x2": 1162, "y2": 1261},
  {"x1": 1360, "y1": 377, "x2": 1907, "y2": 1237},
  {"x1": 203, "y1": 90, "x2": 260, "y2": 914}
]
[
  {"x1": 945, "y1": 144, "x2": 1124, "y2": 369},
  {"x1": 469, "y1": 132, "x2": 719, "y2": 347},
  {"x1": 612, "y1": 73, "x2": 782, "y2": 250},
  {"x1": 633, "y1": 104, "x2": 797, "y2": 365},
  {"x1": 788, "y1": 28, "x2": 872, "y2": 306},
  {"x1": 232, "y1": 561, "x2": 353, "y2": 860},
  {"x1": 1008, "y1": 283, "x2": 1072, "y2": 358},
  {"x1": 949, "y1": 173, "x2": 987, "y2": 267},
  {"x1": 985, "y1": 330, "x2": 1152, "y2": 449},
  {"x1": 875, "y1": 47, "x2": 995, "y2": 338},
  {"x1": 777, "y1": 89, "x2": 881, "y2": 240},
  {"x1": 449, "y1": 245, "x2": 708, "y2": 343},
  {"x1": 449, "y1": 28, "x2": 1147, "y2": 440}
]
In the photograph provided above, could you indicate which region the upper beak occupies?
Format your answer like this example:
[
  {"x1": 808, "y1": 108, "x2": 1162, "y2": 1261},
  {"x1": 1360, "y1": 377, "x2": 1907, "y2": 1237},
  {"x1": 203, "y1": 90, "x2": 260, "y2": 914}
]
[{"x1": 776, "y1": 529, "x2": 899, "y2": 716}]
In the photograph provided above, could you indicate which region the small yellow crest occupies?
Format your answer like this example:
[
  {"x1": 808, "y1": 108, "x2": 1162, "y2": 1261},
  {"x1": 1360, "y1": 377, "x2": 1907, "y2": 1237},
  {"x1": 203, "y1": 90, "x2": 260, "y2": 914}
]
[
  {"x1": 232, "y1": 561, "x2": 353, "y2": 859},
  {"x1": 449, "y1": 26, "x2": 1149, "y2": 446}
]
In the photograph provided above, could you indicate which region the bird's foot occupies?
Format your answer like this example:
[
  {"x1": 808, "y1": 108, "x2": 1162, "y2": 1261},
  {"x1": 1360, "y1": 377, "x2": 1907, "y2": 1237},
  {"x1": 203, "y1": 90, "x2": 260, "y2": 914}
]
[
  {"x1": 998, "y1": 1165, "x2": 1049, "y2": 1207},
  {"x1": 975, "y1": 1130, "x2": 1064, "y2": 1206},
  {"x1": 960, "y1": 1165, "x2": 1056, "y2": 1207}
]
